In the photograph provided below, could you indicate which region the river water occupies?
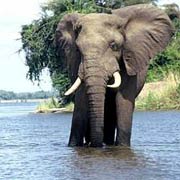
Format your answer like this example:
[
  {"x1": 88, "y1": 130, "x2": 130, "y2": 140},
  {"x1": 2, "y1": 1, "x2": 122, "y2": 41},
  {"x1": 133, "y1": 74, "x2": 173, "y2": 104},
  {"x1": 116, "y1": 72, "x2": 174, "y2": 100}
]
[{"x1": 0, "y1": 102, "x2": 180, "y2": 180}]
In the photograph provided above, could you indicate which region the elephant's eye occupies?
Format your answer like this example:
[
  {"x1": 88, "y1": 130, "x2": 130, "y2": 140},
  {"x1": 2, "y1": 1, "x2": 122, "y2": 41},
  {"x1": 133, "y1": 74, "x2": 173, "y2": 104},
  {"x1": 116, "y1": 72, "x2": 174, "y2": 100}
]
[
  {"x1": 74, "y1": 24, "x2": 82, "y2": 38},
  {"x1": 110, "y1": 42, "x2": 119, "y2": 51}
]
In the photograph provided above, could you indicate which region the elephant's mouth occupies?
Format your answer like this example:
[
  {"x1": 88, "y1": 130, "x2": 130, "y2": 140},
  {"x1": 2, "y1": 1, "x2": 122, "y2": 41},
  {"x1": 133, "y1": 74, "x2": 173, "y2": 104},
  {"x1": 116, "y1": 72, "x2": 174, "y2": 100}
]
[{"x1": 64, "y1": 71, "x2": 121, "y2": 96}]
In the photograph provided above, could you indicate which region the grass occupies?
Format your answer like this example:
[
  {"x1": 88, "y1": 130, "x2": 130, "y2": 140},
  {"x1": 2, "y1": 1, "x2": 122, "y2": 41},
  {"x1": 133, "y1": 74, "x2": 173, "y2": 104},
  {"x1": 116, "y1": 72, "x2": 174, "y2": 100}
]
[
  {"x1": 36, "y1": 97, "x2": 60, "y2": 113},
  {"x1": 36, "y1": 98, "x2": 74, "y2": 113},
  {"x1": 64, "y1": 102, "x2": 74, "y2": 111},
  {"x1": 136, "y1": 72, "x2": 180, "y2": 111}
]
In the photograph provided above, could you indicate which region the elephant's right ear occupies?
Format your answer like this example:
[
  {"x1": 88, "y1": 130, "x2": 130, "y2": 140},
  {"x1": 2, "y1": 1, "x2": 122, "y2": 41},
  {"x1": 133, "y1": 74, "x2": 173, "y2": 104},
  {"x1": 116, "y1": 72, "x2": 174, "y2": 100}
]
[
  {"x1": 54, "y1": 13, "x2": 81, "y2": 50},
  {"x1": 54, "y1": 13, "x2": 82, "y2": 83},
  {"x1": 112, "y1": 4, "x2": 174, "y2": 76}
]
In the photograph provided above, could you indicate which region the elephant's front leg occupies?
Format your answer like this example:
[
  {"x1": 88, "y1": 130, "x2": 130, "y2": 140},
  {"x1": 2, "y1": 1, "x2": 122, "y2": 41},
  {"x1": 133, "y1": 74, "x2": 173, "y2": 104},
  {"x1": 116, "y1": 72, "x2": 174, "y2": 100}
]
[
  {"x1": 115, "y1": 74, "x2": 137, "y2": 146},
  {"x1": 115, "y1": 68, "x2": 147, "y2": 146},
  {"x1": 115, "y1": 92, "x2": 135, "y2": 146},
  {"x1": 68, "y1": 84, "x2": 88, "y2": 146}
]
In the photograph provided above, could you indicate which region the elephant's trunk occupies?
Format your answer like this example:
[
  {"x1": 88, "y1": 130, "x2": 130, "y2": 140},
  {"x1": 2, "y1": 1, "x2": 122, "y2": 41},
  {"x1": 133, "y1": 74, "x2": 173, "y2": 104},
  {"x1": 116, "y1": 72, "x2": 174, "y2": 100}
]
[
  {"x1": 87, "y1": 82, "x2": 106, "y2": 147},
  {"x1": 84, "y1": 60, "x2": 107, "y2": 147}
]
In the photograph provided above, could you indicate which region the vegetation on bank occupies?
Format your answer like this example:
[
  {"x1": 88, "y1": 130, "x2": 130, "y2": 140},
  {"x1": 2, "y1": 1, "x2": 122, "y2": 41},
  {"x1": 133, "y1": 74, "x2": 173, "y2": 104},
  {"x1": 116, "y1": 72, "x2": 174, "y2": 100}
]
[
  {"x1": 36, "y1": 99, "x2": 74, "y2": 113},
  {"x1": 36, "y1": 97, "x2": 60, "y2": 113},
  {"x1": 136, "y1": 73, "x2": 180, "y2": 110},
  {"x1": 19, "y1": 0, "x2": 180, "y2": 111}
]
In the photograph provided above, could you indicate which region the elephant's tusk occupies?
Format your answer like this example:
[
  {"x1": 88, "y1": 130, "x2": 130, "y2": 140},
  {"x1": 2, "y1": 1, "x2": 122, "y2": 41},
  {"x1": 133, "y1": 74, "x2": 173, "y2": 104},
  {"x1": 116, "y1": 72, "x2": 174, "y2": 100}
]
[
  {"x1": 107, "y1": 71, "x2": 121, "y2": 88},
  {"x1": 64, "y1": 77, "x2": 82, "y2": 96}
]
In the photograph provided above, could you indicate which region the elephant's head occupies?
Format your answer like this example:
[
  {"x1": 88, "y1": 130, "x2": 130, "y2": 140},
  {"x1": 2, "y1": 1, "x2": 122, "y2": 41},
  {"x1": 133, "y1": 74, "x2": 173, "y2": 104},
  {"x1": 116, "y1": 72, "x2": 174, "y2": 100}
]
[{"x1": 54, "y1": 4, "x2": 174, "y2": 146}]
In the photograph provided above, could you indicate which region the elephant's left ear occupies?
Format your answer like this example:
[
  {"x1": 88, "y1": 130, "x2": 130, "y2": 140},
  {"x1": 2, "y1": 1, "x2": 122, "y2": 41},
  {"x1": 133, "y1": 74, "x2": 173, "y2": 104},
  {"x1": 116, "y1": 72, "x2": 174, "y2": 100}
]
[{"x1": 112, "y1": 4, "x2": 174, "y2": 76}]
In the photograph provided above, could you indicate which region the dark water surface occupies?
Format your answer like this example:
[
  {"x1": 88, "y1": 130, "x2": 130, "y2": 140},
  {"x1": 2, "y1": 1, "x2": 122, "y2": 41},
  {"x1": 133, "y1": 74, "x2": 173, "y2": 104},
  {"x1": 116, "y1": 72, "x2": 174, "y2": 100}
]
[{"x1": 0, "y1": 103, "x2": 180, "y2": 180}]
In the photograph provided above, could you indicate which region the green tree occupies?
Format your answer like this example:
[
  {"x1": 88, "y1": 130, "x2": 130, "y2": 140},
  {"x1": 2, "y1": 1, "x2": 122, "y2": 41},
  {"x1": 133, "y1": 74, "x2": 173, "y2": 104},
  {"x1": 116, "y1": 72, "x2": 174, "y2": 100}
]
[{"x1": 0, "y1": 90, "x2": 16, "y2": 100}]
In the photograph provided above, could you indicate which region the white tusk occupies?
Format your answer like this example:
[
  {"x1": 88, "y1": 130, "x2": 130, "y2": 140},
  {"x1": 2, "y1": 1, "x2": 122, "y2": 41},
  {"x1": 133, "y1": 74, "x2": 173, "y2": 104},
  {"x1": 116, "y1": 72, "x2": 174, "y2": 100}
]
[
  {"x1": 107, "y1": 71, "x2": 121, "y2": 88},
  {"x1": 64, "y1": 77, "x2": 82, "y2": 96}
]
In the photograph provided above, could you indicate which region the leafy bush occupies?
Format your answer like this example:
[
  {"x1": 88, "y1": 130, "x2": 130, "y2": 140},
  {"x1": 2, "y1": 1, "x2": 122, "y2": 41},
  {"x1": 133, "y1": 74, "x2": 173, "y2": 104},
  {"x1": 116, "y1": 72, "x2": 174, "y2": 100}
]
[
  {"x1": 51, "y1": 73, "x2": 72, "y2": 104},
  {"x1": 37, "y1": 97, "x2": 60, "y2": 112}
]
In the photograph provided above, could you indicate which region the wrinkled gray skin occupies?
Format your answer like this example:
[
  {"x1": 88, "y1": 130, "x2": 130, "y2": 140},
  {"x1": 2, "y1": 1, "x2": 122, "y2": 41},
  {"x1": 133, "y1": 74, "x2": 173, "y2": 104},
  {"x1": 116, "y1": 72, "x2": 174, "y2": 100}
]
[{"x1": 54, "y1": 4, "x2": 174, "y2": 147}]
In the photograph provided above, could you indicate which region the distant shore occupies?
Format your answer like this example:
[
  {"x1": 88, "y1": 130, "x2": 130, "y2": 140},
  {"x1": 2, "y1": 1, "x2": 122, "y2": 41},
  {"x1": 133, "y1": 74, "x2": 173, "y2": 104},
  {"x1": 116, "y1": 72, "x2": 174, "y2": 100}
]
[{"x1": 0, "y1": 99, "x2": 46, "y2": 103}]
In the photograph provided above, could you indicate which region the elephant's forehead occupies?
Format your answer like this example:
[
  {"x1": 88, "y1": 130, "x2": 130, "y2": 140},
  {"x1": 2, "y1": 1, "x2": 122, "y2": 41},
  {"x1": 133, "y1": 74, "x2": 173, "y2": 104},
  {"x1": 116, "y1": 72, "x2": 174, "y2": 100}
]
[{"x1": 80, "y1": 13, "x2": 122, "y2": 26}]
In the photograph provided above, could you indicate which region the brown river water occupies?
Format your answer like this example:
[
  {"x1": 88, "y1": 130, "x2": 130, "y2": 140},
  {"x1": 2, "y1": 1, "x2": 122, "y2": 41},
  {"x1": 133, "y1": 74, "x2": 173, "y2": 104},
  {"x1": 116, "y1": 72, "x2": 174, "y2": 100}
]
[{"x1": 0, "y1": 102, "x2": 180, "y2": 180}]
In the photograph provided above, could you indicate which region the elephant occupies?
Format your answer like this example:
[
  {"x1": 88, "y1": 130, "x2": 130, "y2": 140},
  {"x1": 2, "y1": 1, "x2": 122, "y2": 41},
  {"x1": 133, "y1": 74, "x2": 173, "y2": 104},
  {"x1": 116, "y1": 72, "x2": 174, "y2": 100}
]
[{"x1": 54, "y1": 4, "x2": 174, "y2": 147}]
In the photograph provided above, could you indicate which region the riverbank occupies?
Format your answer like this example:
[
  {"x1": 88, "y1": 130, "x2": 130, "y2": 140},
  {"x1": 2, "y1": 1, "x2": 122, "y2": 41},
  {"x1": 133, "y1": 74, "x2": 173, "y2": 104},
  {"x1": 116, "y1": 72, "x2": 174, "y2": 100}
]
[
  {"x1": 36, "y1": 98, "x2": 74, "y2": 113},
  {"x1": 136, "y1": 74, "x2": 180, "y2": 110},
  {"x1": 36, "y1": 75, "x2": 180, "y2": 113}
]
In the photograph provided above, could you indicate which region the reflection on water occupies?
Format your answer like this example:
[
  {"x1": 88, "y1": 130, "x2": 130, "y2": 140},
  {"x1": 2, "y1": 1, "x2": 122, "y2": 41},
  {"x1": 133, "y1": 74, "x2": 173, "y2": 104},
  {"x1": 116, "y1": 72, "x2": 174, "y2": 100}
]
[
  {"x1": 0, "y1": 103, "x2": 180, "y2": 180},
  {"x1": 70, "y1": 147, "x2": 146, "y2": 180}
]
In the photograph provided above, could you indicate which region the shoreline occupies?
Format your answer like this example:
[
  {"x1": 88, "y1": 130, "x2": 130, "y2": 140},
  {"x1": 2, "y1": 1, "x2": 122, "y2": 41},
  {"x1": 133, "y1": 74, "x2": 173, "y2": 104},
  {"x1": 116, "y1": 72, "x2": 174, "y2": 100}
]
[
  {"x1": 0, "y1": 99, "x2": 47, "y2": 103},
  {"x1": 35, "y1": 107, "x2": 180, "y2": 114},
  {"x1": 35, "y1": 107, "x2": 73, "y2": 114},
  {"x1": 36, "y1": 79, "x2": 180, "y2": 113},
  {"x1": 2, "y1": 79, "x2": 179, "y2": 112}
]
